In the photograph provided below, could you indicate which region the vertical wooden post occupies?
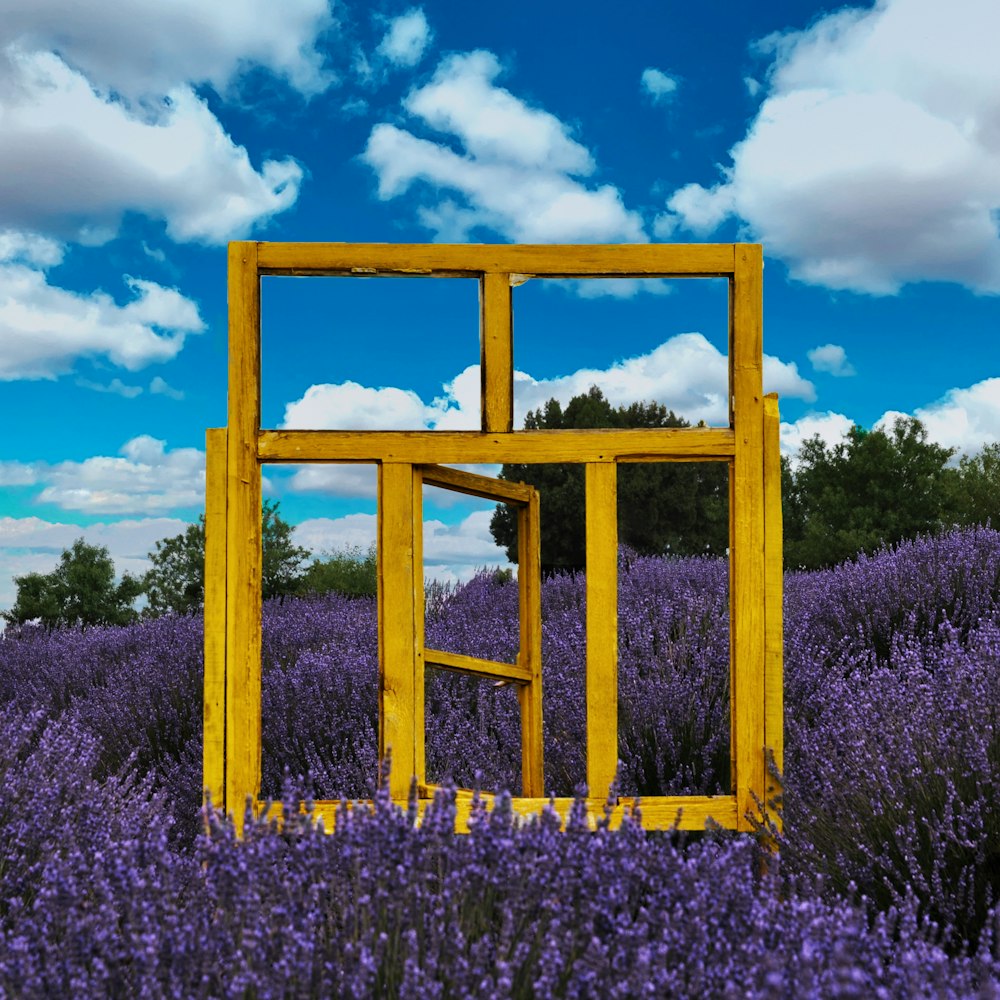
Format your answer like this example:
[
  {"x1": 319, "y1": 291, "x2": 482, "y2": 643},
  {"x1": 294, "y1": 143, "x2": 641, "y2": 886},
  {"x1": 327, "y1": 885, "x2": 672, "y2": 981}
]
[
  {"x1": 412, "y1": 466, "x2": 426, "y2": 787},
  {"x1": 730, "y1": 244, "x2": 765, "y2": 831},
  {"x1": 480, "y1": 272, "x2": 513, "y2": 433},
  {"x1": 225, "y1": 241, "x2": 262, "y2": 835},
  {"x1": 518, "y1": 492, "x2": 544, "y2": 797},
  {"x1": 763, "y1": 393, "x2": 784, "y2": 832},
  {"x1": 203, "y1": 427, "x2": 227, "y2": 812},
  {"x1": 378, "y1": 463, "x2": 420, "y2": 800},
  {"x1": 585, "y1": 461, "x2": 618, "y2": 800}
]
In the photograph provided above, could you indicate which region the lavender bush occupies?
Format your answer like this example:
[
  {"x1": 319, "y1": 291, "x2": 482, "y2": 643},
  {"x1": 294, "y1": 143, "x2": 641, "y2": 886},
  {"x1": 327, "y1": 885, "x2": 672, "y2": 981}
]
[{"x1": 0, "y1": 526, "x2": 998, "y2": 994}]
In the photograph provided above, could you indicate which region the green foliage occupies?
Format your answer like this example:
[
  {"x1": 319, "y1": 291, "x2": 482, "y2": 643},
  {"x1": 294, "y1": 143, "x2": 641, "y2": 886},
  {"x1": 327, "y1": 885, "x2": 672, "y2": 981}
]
[
  {"x1": 946, "y1": 442, "x2": 1000, "y2": 530},
  {"x1": 782, "y1": 416, "x2": 957, "y2": 569},
  {"x1": 3, "y1": 538, "x2": 142, "y2": 629},
  {"x1": 489, "y1": 387, "x2": 727, "y2": 574},
  {"x1": 143, "y1": 520, "x2": 206, "y2": 616},
  {"x1": 142, "y1": 500, "x2": 310, "y2": 615},
  {"x1": 298, "y1": 544, "x2": 378, "y2": 599}
]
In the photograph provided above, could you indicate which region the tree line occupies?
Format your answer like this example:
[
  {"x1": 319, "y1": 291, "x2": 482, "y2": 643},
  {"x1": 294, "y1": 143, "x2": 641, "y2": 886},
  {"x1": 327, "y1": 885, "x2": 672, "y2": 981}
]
[{"x1": 5, "y1": 387, "x2": 998, "y2": 628}]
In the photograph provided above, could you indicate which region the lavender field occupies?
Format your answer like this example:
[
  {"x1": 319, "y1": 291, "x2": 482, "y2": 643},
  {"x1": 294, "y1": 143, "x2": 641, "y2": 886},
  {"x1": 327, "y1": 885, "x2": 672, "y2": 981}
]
[{"x1": 1, "y1": 528, "x2": 999, "y2": 996}]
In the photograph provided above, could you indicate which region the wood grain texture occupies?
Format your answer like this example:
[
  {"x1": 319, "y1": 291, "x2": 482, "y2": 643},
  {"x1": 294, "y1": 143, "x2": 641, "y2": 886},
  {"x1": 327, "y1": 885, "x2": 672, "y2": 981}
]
[
  {"x1": 424, "y1": 648, "x2": 532, "y2": 684},
  {"x1": 259, "y1": 427, "x2": 735, "y2": 465},
  {"x1": 412, "y1": 466, "x2": 426, "y2": 786},
  {"x1": 203, "y1": 428, "x2": 227, "y2": 813},
  {"x1": 586, "y1": 462, "x2": 618, "y2": 801},
  {"x1": 421, "y1": 463, "x2": 533, "y2": 504},
  {"x1": 257, "y1": 794, "x2": 738, "y2": 833},
  {"x1": 730, "y1": 244, "x2": 765, "y2": 832},
  {"x1": 480, "y1": 272, "x2": 513, "y2": 433},
  {"x1": 378, "y1": 463, "x2": 419, "y2": 799},
  {"x1": 256, "y1": 242, "x2": 737, "y2": 277},
  {"x1": 518, "y1": 494, "x2": 544, "y2": 797},
  {"x1": 225, "y1": 242, "x2": 262, "y2": 836},
  {"x1": 763, "y1": 393, "x2": 784, "y2": 831}
]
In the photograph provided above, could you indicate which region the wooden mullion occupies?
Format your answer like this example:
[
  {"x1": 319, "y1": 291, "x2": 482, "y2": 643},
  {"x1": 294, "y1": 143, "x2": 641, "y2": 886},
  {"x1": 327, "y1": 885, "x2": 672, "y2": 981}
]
[
  {"x1": 378, "y1": 463, "x2": 419, "y2": 799},
  {"x1": 730, "y1": 244, "x2": 765, "y2": 831},
  {"x1": 585, "y1": 462, "x2": 618, "y2": 800},
  {"x1": 203, "y1": 428, "x2": 227, "y2": 813},
  {"x1": 225, "y1": 242, "x2": 262, "y2": 834},
  {"x1": 480, "y1": 272, "x2": 514, "y2": 433},
  {"x1": 518, "y1": 493, "x2": 544, "y2": 797},
  {"x1": 763, "y1": 393, "x2": 784, "y2": 832}
]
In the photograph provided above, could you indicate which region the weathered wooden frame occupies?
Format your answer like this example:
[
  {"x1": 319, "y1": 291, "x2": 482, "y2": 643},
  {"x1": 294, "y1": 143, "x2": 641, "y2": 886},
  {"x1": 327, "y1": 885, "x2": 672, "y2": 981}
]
[{"x1": 203, "y1": 242, "x2": 783, "y2": 834}]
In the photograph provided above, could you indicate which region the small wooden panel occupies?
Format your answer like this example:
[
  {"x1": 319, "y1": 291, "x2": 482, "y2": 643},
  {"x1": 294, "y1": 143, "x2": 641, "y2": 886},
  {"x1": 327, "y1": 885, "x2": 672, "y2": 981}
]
[
  {"x1": 480, "y1": 272, "x2": 513, "y2": 433},
  {"x1": 730, "y1": 244, "x2": 765, "y2": 831},
  {"x1": 378, "y1": 464, "x2": 420, "y2": 799},
  {"x1": 518, "y1": 495, "x2": 544, "y2": 797},
  {"x1": 425, "y1": 648, "x2": 532, "y2": 685},
  {"x1": 256, "y1": 242, "x2": 737, "y2": 277},
  {"x1": 257, "y1": 794, "x2": 738, "y2": 833},
  {"x1": 586, "y1": 462, "x2": 618, "y2": 800},
  {"x1": 259, "y1": 427, "x2": 736, "y2": 465},
  {"x1": 421, "y1": 463, "x2": 533, "y2": 504},
  {"x1": 203, "y1": 428, "x2": 227, "y2": 812},
  {"x1": 763, "y1": 394, "x2": 784, "y2": 829},
  {"x1": 225, "y1": 242, "x2": 262, "y2": 835}
]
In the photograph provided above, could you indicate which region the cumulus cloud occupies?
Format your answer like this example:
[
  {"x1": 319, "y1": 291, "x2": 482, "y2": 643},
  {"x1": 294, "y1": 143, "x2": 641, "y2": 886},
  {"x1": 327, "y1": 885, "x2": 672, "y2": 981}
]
[
  {"x1": 659, "y1": 0, "x2": 1000, "y2": 294},
  {"x1": 0, "y1": 50, "x2": 302, "y2": 245},
  {"x1": 376, "y1": 8, "x2": 431, "y2": 68},
  {"x1": 779, "y1": 411, "x2": 855, "y2": 460},
  {"x1": 362, "y1": 51, "x2": 645, "y2": 244},
  {"x1": 0, "y1": 514, "x2": 190, "y2": 612},
  {"x1": 0, "y1": 260, "x2": 204, "y2": 380},
  {"x1": 877, "y1": 377, "x2": 1000, "y2": 455},
  {"x1": 27, "y1": 436, "x2": 206, "y2": 514},
  {"x1": 807, "y1": 343, "x2": 856, "y2": 377},
  {"x1": 149, "y1": 376, "x2": 184, "y2": 400},
  {"x1": 293, "y1": 509, "x2": 510, "y2": 584},
  {"x1": 279, "y1": 334, "x2": 816, "y2": 495},
  {"x1": 0, "y1": 0, "x2": 334, "y2": 100},
  {"x1": 641, "y1": 67, "x2": 679, "y2": 104}
]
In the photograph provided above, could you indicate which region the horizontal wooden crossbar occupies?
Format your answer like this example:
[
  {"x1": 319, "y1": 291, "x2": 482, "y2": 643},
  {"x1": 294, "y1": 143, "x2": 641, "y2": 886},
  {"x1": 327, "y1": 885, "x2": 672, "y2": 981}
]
[
  {"x1": 421, "y1": 464, "x2": 534, "y2": 504},
  {"x1": 255, "y1": 794, "x2": 738, "y2": 832},
  {"x1": 425, "y1": 648, "x2": 532, "y2": 685},
  {"x1": 258, "y1": 428, "x2": 736, "y2": 464},
  {"x1": 256, "y1": 242, "x2": 737, "y2": 277}
]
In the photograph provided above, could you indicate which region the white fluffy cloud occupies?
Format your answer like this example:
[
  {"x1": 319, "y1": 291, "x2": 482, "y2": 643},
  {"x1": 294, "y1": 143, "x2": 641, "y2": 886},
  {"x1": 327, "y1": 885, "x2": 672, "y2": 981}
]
[
  {"x1": 293, "y1": 509, "x2": 510, "y2": 584},
  {"x1": 641, "y1": 68, "x2": 679, "y2": 104},
  {"x1": 877, "y1": 377, "x2": 1000, "y2": 455},
  {"x1": 279, "y1": 334, "x2": 816, "y2": 496},
  {"x1": 376, "y1": 9, "x2": 431, "y2": 68},
  {"x1": 779, "y1": 411, "x2": 855, "y2": 459},
  {"x1": 660, "y1": 0, "x2": 1000, "y2": 294},
  {"x1": 0, "y1": 50, "x2": 302, "y2": 245},
  {"x1": 807, "y1": 343, "x2": 856, "y2": 377},
  {"x1": 0, "y1": 514, "x2": 189, "y2": 612},
  {"x1": 12, "y1": 436, "x2": 208, "y2": 514},
  {"x1": 0, "y1": 0, "x2": 334, "y2": 100},
  {"x1": 362, "y1": 51, "x2": 645, "y2": 243},
  {"x1": 0, "y1": 253, "x2": 204, "y2": 380}
]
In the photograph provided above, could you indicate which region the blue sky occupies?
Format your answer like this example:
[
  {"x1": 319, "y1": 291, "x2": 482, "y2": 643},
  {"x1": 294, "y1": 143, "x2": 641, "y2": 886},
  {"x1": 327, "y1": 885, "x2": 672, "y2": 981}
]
[{"x1": 1, "y1": 0, "x2": 998, "y2": 611}]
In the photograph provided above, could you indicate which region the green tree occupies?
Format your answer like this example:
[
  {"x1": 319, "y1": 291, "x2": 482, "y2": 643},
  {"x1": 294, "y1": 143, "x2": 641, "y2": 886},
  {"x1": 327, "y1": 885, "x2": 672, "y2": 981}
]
[
  {"x1": 783, "y1": 416, "x2": 957, "y2": 570},
  {"x1": 298, "y1": 544, "x2": 378, "y2": 599},
  {"x1": 489, "y1": 387, "x2": 728, "y2": 574},
  {"x1": 947, "y1": 442, "x2": 1000, "y2": 529},
  {"x1": 143, "y1": 499, "x2": 310, "y2": 615},
  {"x1": 3, "y1": 538, "x2": 143, "y2": 629}
]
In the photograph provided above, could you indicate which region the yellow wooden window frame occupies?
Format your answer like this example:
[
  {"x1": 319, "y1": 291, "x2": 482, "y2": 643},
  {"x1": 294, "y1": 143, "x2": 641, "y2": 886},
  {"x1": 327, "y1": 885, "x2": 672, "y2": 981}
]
[{"x1": 203, "y1": 242, "x2": 783, "y2": 834}]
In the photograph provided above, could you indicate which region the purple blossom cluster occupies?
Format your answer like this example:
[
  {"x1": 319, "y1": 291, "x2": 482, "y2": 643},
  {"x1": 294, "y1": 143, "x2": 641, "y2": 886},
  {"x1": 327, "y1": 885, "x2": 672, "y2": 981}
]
[{"x1": 0, "y1": 527, "x2": 998, "y2": 994}]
